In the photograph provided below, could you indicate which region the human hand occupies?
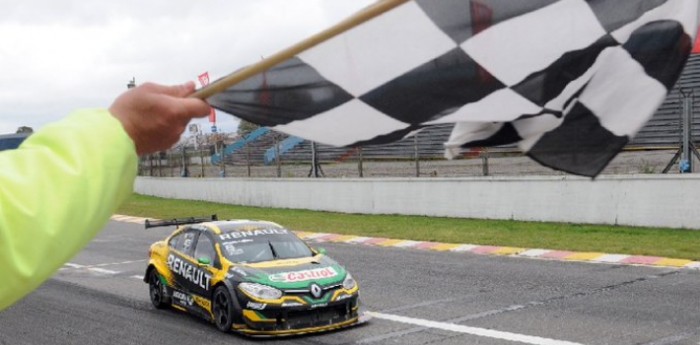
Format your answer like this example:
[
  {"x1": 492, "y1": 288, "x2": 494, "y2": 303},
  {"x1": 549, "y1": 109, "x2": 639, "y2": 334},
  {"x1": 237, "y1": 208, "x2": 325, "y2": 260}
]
[{"x1": 109, "y1": 81, "x2": 211, "y2": 155}]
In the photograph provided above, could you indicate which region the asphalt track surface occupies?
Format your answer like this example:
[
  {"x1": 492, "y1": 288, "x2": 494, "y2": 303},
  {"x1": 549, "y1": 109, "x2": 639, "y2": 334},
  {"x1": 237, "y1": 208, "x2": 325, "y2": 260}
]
[{"x1": 1, "y1": 220, "x2": 700, "y2": 345}]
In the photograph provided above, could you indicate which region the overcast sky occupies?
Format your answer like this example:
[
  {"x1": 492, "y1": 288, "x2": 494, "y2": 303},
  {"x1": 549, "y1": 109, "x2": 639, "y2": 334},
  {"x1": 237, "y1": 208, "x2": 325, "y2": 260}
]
[{"x1": 0, "y1": 0, "x2": 375, "y2": 134}]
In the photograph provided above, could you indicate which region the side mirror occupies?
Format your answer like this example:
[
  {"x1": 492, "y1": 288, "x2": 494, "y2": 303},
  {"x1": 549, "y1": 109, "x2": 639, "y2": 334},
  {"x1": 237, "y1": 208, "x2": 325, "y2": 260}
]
[
  {"x1": 198, "y1": 257, "x2": 211, "y2": 266},
  {"x1": 316, "y1": 248, "x2": 327, "y2": 255}
]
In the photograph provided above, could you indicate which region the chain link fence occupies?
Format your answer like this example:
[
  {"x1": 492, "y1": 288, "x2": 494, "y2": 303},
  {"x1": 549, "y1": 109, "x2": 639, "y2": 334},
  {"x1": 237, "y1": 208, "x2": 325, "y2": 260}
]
[{"x1": 138, "y1": 139, "x2": 683, "y2": 179}]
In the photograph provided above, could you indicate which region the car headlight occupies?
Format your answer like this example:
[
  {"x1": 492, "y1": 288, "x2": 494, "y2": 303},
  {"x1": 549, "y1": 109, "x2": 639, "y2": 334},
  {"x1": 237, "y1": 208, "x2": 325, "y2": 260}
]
[
  {"x1": 342, "y1": 273, "x2": 356, "y2": 290},
  {"x1": 238, "y1": 282, "x2": 283, "y2": 300}
]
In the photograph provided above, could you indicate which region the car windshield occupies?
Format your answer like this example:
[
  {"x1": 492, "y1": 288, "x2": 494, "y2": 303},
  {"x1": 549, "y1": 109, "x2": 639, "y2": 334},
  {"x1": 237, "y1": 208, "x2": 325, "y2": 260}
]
[{"x1": 218, "y1": 229, "x2": 314, "y2": 264}]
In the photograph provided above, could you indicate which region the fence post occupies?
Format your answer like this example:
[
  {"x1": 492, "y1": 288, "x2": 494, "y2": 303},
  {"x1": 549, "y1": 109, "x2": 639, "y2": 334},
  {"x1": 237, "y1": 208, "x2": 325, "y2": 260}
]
[
  {"x1": 200, "y1": 148, "x2": 205, "y2": 177},
  {"x1": 358, "y1": 147, "x2": 364, "y2": 178},
  {"x1": 481, "y1": 149, "x2": 489, "y2": 176},
  {"x1": 246, "y1": 143, "x2": 251, "y2": 177},
  {"x1": 275, "y1": 134, "x2": 281, "y2": 178},
  {"x1": 220, "y1": 144, "x2": 226, "y2": 178},
  {"x1": 680, "y1": 89, "x2": 694, "y2": 173},
  {"x1": 149, "y1": 154, "x2": 154, "y2": 176},
  {"x1": 169, "y1": 152, "x2": 174, "y2": 177},
  {"x1": 414, "y1": 134, "x2": 420, "y2": 177},
  {"x1": 181, "y1": 146, "x2": 189, "y2": 177},
  {"x1": 310, "y1": 141, "x2": 320, "y2": 177}
]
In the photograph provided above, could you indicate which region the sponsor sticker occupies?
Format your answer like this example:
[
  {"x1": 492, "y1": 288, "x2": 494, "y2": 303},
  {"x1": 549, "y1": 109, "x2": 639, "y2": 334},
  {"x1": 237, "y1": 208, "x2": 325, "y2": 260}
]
[
  {"x1": 167, "y1": 254, "x2": 212, "y2": 290},
  {"x1": 269, "y1": 267, "x2": 338, "y2": 283},
  {"x1": 219, "y1": 228, "x2": 288, "y2": 241},
  {"x1": 173, "y1": 290, "x2": 210, "y2": 310},
  {"x1": 282, "y1": 301, "x2": 304, "y2": 308},
  {"x1": 173, "y1": 290, "x2": 194, "y2": 306},
  {"x1": 193, "y1": 295, "x2": 211, "y2": 311}
]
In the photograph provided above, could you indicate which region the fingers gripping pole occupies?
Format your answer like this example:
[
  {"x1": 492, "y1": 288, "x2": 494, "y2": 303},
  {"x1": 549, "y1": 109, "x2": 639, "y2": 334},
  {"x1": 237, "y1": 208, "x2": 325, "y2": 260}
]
[{"x1": 190, "y1": 0, "x2": 410, "y2": 100}]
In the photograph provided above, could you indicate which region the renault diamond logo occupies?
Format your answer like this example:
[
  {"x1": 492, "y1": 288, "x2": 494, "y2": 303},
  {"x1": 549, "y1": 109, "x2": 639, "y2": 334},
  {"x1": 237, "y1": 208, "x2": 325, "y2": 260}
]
[{"x1": 310, "y1": 284, "x2": 323, "y2": 299}]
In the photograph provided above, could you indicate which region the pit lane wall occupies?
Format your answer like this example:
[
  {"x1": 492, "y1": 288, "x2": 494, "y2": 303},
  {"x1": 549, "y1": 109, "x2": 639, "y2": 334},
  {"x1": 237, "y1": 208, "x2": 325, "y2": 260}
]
[{"x1": 134, "y1": 175, "x2": 700, "y2": 229}]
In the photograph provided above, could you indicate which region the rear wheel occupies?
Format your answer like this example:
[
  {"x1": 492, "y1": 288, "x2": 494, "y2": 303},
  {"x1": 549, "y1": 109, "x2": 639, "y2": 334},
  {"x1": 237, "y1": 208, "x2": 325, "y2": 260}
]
[
  {"x1": 212, "y1": 286, "x2": 234, "y2": 332},
  {"x1": 148, "y1": 269, "x2": 169, "y2": 309}
]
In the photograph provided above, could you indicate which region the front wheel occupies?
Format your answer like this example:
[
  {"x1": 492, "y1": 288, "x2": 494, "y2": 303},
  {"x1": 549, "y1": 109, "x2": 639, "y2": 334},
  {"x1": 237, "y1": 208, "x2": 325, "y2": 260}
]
[
  {"x1": 212, "y1": 286, "x2": 234, "y2": 332},
  {"x1": 148, "y1": 269, "x2": 169, "y2": 309}
]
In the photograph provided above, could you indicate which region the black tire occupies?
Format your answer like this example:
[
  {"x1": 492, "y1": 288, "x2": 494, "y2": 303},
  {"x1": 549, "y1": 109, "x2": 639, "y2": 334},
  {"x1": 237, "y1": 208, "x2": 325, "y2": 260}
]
[
  {"x1": 212, "y1": 286, "x2": 234, "y2": 332},
  {"x1": 148, "y1": 269, "x2": 169, "y2": 309}
]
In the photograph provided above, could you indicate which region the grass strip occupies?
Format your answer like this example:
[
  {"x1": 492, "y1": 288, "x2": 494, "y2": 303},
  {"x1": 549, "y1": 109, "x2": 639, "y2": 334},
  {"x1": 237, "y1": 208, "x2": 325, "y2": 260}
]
[{"x1": 118, "y1": 193, "x2": 700, "y2": 261}]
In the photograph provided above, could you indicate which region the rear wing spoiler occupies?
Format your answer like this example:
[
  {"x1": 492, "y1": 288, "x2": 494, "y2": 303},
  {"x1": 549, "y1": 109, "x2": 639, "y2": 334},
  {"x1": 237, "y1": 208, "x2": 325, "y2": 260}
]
[{"x1": 144, "y1": 215, "x2": 218, "y2": 229}]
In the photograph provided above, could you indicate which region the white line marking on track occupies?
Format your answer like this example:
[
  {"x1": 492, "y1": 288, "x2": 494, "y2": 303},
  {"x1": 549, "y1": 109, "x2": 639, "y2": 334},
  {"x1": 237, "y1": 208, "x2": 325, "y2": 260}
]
[
  {"x1": 368, "y1": 312, "x2": 586, "y2": 345},
  {"x1": 130, "y1": 275, "x2": 143, "y2": 280},
  {"x1": 63, "y1": 261, "x2": 147, "y2": 276},
  {"x1": 85, "y1": 259, "x2": 147, "y2": 268},
  {"x1": 88, "y1": 267, "x2": 119, "y2": 275},
  {"x1": 63, "y1": 260, "x2": 146, "y2": 270}
]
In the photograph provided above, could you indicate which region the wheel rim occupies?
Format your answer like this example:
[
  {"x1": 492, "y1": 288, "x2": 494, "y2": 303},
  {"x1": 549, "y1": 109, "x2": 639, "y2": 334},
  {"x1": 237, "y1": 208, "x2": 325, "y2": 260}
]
[
  {"x1": 149, "y1": 272, "x2": 162, "y2": 305},
  {"x1": 214, "y1": 291, "x2": 230, "y2": 327}
]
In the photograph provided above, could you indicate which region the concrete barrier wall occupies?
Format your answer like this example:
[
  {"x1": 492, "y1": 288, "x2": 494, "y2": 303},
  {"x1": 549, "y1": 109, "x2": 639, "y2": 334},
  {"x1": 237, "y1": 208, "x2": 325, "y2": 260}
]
[{"x1": 135, "y1": 175, "x2": 700, "y2": 229}]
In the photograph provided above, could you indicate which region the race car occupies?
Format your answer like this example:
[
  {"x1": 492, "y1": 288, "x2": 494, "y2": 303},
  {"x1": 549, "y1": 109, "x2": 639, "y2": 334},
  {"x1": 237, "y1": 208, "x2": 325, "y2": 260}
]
[{"x1": 143, "y1": 215, "x2": 363, "y2": 337}]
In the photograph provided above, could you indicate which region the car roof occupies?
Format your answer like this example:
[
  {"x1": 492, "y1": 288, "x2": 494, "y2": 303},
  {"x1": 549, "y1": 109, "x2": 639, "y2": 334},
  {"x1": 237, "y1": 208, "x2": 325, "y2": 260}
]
[{"x1": 202, "y1": 219, "x2": 285, "y2": 234}]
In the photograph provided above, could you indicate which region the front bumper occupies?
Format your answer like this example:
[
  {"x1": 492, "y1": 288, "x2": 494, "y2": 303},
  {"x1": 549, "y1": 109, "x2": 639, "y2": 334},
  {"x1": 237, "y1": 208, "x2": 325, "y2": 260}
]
[{"x1": 235, "y1": 296, "x2": 361, "y2": 336}]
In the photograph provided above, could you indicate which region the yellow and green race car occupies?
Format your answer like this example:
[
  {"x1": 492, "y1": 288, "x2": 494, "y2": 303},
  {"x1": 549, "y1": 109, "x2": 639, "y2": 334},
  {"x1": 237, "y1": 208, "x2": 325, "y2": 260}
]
[{"x1": 143, "y1": 216, "x2": 363, "y2": 337}]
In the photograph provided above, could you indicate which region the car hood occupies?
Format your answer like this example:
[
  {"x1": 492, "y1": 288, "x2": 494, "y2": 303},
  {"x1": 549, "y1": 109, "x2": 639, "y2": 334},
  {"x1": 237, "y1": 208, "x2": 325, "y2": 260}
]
[{"x1": 227, "y1": 254, "x2": 347, "y2": 290}]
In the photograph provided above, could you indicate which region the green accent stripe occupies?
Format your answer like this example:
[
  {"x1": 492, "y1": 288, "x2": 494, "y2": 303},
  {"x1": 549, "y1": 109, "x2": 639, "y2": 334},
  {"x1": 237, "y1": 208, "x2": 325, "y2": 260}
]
[{"x1": 254, "y1": 311, "x2": 268, "y2": 320}]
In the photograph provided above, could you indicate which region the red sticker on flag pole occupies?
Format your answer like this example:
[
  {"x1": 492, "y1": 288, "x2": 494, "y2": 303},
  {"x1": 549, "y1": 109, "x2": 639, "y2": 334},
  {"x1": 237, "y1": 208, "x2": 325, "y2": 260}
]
[
  {"x1": 199, "y1": 72, "x2": 216, "y2": 124},
  {"x1": 198, "y1": 72, "x2": 210, "y2": 87}
]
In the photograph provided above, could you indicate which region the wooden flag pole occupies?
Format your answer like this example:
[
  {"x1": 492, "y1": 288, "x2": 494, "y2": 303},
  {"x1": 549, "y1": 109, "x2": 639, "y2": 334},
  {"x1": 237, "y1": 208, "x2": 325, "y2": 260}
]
[{"x1": 190, "y1": 0, "x2": 410, "y2": 100}]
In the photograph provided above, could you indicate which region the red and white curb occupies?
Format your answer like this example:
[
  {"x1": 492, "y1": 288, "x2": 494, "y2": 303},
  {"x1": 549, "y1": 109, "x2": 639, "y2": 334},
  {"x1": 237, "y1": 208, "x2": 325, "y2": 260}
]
[
  {"x1": 294, "y1": 231, "x2": 700, "y2": 270},
  {"x1": 111, "y1": 215, "x2": 700, "y2": 270},
  {"x1": 111, "y1": 214, "x2": 149, "y2": 224}
]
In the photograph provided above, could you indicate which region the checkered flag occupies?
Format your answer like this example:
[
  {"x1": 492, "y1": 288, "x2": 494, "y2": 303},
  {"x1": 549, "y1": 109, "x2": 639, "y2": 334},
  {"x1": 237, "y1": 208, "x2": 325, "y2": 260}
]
[{"x1": 208, "y1": 0, "x2": 699, "y2": 177}]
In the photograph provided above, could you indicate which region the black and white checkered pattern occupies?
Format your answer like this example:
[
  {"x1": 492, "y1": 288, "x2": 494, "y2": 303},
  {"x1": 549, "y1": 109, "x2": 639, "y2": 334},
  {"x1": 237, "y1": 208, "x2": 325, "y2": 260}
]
[{"x1": 209, "y1": 0, "x2": 699, "y2": 177}]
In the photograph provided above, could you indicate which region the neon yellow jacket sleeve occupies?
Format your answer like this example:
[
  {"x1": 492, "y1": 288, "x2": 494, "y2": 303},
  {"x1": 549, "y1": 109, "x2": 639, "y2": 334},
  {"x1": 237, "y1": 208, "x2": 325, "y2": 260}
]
[{"x1": 0, "y1": 109, "x2": 137, "y2": 310}]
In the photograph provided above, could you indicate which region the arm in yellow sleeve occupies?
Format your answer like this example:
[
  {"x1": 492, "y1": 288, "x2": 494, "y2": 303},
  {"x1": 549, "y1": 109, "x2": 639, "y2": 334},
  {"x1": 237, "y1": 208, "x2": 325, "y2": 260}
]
[{"x1": 0, "y1": 109, "x2": 137, "y2": 310}]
